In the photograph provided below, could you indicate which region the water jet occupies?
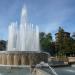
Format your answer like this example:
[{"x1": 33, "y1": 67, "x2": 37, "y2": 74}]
[{"x1": 0, "y1": 5, "x2": 48, "y2": 66}]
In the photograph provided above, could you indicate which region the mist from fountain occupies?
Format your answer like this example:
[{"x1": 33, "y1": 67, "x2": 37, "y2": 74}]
[{"x1": 7, "y1": 6, "x2": 40, "y2": 51}]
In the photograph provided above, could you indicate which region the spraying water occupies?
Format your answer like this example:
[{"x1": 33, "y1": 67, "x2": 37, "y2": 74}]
[
  {"x1": 7, "y1": 5, "x2": 40, "y2": 51},
  {"x1": 48, "y1": 64, "x2": 58, "y2": 75},
  {"x1": 36, "y1": 62, "x2": 58, "y2": 75}
]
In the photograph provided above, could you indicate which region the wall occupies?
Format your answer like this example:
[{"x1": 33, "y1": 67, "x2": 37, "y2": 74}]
[{"x1": 0, "y1": 51, "x2": 48, "y2": 65}]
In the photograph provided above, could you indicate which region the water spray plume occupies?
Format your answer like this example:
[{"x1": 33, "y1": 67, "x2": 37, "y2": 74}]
[{"x1": 7, "y1": 5, "x2": 40, "y2": 51}]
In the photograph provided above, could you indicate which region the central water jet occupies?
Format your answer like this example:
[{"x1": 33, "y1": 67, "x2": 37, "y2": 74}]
[
  {"x1": 0, "y1": 5, "x2": 48, "y2": 66},
  {"x1": 7, "y1": 5, "x2": 40, "y2": 51}
]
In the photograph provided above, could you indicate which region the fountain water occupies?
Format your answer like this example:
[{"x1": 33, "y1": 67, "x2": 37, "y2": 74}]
[
  {"x1": 7, "y1": 5, "x2": 40, "y2": 51},
  {"x1": 35, "y1": 62, "x2": 58, "y2": 75},
  {"x1": 0, "y1": 5, "x2": 48, "y2": 66}
]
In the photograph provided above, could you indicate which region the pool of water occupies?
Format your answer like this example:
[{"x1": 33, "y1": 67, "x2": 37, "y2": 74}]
[
  {"x1": 0, "y1": 67, "x2": 31, "y2": 75},
  {"x1": 55, "y1": 67, "x2": 75, "y2": 75},
  {"x1": 0, "y1": 66, "x2": 75, "y2": 75},
  {"x1": 40, "y1": 66, "x2": 75, "y2": 75}
]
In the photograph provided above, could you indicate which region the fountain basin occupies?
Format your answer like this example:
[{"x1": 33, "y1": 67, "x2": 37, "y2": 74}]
[
  {"x1": 0, "y1": 66, "x2": 31, "y2": 75},
  {"x1": 0, "y1": 51, "x2": 48, "y2": 66}
]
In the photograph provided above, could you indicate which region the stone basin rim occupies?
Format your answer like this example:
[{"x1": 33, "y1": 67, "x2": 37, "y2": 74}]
[{"x1": 0, "y1": 51, "x2": 49, "y2": 55}]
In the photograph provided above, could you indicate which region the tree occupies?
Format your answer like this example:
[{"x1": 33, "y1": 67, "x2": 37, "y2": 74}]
[
  {"x1": 39, "y1": 32, "x2": 45, "y2": 39},
  {"x1": 50, "y1": 42, "x2": 56, "y2": 56},
  {"x1": 0, "y1": 40, "x2": 6, "y2": 51},
  {"x1": 58, "y1": 27, "x2": 64, "y2": 32},
  {"x1": 72, "y1": 32, "x2": 75, "y2": 40},
  {"x1": 71, "y1": 35, "x2": 75, "y2": 51},
  {"x1": 55, "y1": 27, "x2": 72, "y2": 56},
  {"x1": 63, "y1": 37, "x2": 72, "y2": 51},
  {"x1": 55, "y1": 27, "x2": 64, "y2": 52},
  {"x1": 39, "y1": 32, "x2": 53, "y2": 54}
]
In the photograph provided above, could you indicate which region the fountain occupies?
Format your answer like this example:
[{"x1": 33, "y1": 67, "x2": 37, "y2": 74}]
[
  {"x1": 0, "y1": 5, "x2": 48, "y2": 66},
  {"x1": 7, "y1": 6, "x2": 40, "y2": 51}
]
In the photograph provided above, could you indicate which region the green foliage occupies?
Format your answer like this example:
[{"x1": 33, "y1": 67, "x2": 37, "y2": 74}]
[
  {"x1": 58, "y1": 27, "x2": 64, "y2": 32},
  {"x1": 0, "y1": 40, "x2": 6, "y2": 50},
  {"x1": 55, "y1": 27, "x2": 65, "y2": 51},
  {"x1": 55, "y1": 27, "x2": 75, "y2": 56},
  {"x1": 40, "y1": 32, "x2": 53, "y2": 53}
]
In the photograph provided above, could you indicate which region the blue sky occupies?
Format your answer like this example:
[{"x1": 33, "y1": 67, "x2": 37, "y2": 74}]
[{"x1": 0, "y1": 0, "x2": 75, "y2": 40}]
